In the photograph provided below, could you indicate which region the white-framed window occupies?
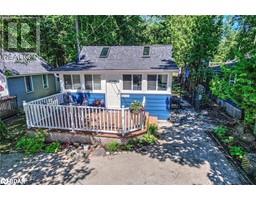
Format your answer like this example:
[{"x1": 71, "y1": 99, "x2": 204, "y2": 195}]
[
  {"x1": 147, "y1": 74, "x2": 168, "y2": 91},
  {"x1": 24, "y1": 76, "x2": 34, "y2": 93},
  {"x1": 42, "y1": 74, "x2": 49, "y2": 89},
  {"x1": 84, "y1": 74, "x2": 101, "y2": 90},
  {"x1": 123, "y1": 74, "x2": 142, "y2": 91},
  {"x1": 63, "y1": 74, "x2": 81, "y2": 90}
]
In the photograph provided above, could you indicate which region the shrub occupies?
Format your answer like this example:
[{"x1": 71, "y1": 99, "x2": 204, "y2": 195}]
[
  {"x1": 147, "y1": 123, "x2": 158, "y2": 136},
  {"x1": 120, "y1": 143, "x2": 134, "y2": 151},
  {"x1": 213, "y1": 125, "x2": 229, "y2": 139},
  {"x1": 45, "y1": 142, "x2": 61, "y2": 153},
  {"x1": 140, "y1": 133, "x2": 158, "y2": 145},
  {"x1": 130, "y1": 101, "x2": 144, "y2": 113},
  {"x1": 105, "y1": 141, "x2": 120, "y2": 152},
  {"x1": 0, "y1": 120, "x2": 8, "y2": 141},
  {"x1": 16, "y1": 131, "x2": 46, "y2": 155},
  {"x1": 229, "y1": 146, "x2": 246, "y2": 159},
  {"x1": 223, "y1": 136, "x2": 235, "y2": 145}
]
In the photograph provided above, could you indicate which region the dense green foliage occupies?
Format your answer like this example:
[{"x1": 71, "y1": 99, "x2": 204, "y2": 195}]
[
  {"x1": 210, "y1": 16, "x2": 256, "y2": 126},
  {"x1": 16, "y1": 130, "x2": 61, "y2": 155},
  {"x1": 16, "y1": 131, "x2": 46, "y2": 155}
]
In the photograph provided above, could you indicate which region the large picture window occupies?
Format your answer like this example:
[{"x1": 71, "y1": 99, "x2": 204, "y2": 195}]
[
  {"x1": 84, "y1": 74, "x2": 101, "y2": 90},
  {"x1": 147, "y1": 74, "x2": 168, "y2": 91},
  {"x1": 122, "y1": 74, "x2": 142, "y2": 91},
  {"x1": 24, "y1": 76, "x2": 33, "y2": 93}
]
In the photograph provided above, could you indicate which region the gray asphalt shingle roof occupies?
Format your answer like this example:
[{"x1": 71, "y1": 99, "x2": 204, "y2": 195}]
[
  {"x1": 0, "y1": 50, "x2": 52, "y2": 76},
  {"x1": 52, "y1": 45, "x2": 178, "y2": 72}
]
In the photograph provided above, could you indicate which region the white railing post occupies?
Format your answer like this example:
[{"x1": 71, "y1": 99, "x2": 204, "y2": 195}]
[
  {"x1": 23, "y1": 100, "x2": 31, "y2": 129},
  {"x1": 141, "y1": 111, "x2": 145, "y2": 129},
  {"x1": 121, "y1": 105, "x2": 125, "y2": 136},
  {"x1": 70, "y1": 103, "x2": 75, "y2": 132}
]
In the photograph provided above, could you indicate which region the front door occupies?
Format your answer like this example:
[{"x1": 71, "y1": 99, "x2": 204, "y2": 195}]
[{"x1": 106, "y1": 75, "x2": 121, "y2": 109}]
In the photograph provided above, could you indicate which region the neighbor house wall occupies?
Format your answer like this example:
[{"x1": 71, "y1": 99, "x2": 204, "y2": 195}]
[
  {"x1": 7, "y1": 74, "x2": 58, "y2": 107},
  {"x1": 0, "y1": 73, "x2": 9, "y2": 97}
]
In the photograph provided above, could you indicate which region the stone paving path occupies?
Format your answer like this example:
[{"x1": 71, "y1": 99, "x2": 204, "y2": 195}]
[{"x1": 0, "y1": 108, "x2": 247, "y2": 184}]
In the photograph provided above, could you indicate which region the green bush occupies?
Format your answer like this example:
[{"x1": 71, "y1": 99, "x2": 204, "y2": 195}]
[
  {"x1": 223, "y1": 136, "x2": 235, "y2": 145},
  {"x1": 0, "y1": 120, "x2": 8, "y2": 141},
  {"x1": 147, "y1": 123, "x2": 158, "y2": 136},
  {"x1": 140, "y1": 133, "x2": 158, "y2": 145},
  {"x1": 229, "y1": 146, "x2": 246, "y2": 159},
  {"x1": 16, "y1": 131, "x2": 46, "y2": 155},
  {"x1": 45, "y1": 142, "x2": 61, "y2": 153},
  {"x1": 213, "y1": 125, "x2": 229, "y2": 139},
  {"x1": 105, "y1": 141, "x2": 120, "y2": 152}
]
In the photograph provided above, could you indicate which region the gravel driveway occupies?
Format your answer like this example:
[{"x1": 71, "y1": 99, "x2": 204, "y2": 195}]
[
  {"x1": 0, "y1": 108, "x2": 248, "y2": 185},
  {"x1": 84, "y1": 108, "x2": 247, "y2": 184}
]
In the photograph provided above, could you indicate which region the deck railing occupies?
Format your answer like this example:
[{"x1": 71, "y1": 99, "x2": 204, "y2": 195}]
[
  {"x1": 0, "y1": 96, "x2": 18, "y2": 119},
  {"x1": 23, "y1": 93, "x2": 146, "y2": 135}
]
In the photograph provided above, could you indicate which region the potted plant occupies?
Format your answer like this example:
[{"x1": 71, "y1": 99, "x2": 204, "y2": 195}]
[{"x1": 130, "y1": 101, "x2": 144, "y2": 114}]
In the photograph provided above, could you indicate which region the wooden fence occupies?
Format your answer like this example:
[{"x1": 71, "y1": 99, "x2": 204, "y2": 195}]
[
  {"x1": 0, "y1": 96, "x2": 18, "y2": 119},
  {"x1": 23, "y1": 94, "x2": 146, "y2": 135}
]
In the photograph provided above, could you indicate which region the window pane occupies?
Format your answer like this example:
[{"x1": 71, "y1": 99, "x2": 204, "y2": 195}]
[
  {"x1": 123, "y1": 75, "x2": 132, "y2": 90},
  {"x1": 133, "y1": 74, "x2": 142, "y2": 90},
  {"x1": 42, "y1": 74, "x2": 48, "y2": 88},
  {"x1": 100, "y1": 47, "x2": 109, "y2": 58},
  {"x1": 64, "y1": 75, "x2": 72, "y2": 89},
  {"x1": 93, "y1": 75, "x2": 101, "y2": 90},
  {"x1": 25, "y1": 76, "x2": 32, "y2": 92},
  {"x1": 84, "y1": 74, "x2": 93, "y2": 90},
  {"x1": 143, "y1": 46, "x2": 150, "y2": 56},
  {"x1": 158, "y1": 75, "x2": 168, "y2": 91},
  {"x1": 147, "y1": 75, "x2": 157, "y2": 90},
  {"x1": 72, "y1": 75, "x2": 81, "y2": 89}
]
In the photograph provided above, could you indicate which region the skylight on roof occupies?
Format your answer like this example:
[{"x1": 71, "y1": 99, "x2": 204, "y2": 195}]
[
  {"x1": 143, "y1": 46, "x2": 150, "y2": 57},
  {"x1": 100, "y1": 47, "x2": 110, "y2": 58}
]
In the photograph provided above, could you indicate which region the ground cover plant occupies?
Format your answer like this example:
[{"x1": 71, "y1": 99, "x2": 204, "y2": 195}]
[{"x1": 16, "y1": 130, "x2": 61, "y2": 155}]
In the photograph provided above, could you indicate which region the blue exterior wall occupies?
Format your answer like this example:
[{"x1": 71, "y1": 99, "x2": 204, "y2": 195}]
[
  {"x1": 7, "y1": 74, "x2": 58, "y2": 107},
  {"x1": 121, "y1": 93, "x2": 172, "y2": 120},
  {"x1": 70, "y1": 92, "x2": 105, "y2": 106}
]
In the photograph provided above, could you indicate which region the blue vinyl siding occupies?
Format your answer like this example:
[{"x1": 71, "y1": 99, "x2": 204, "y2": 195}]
[
  {"x1": 121, "y1": 93, "x2": 171, "y2": 120},
  {"x1": 7, "y1": 74, "x2": 58, "y2": 107},
  {"x1": 70, "y1": 92, "x2": 105, "y2": 106}
]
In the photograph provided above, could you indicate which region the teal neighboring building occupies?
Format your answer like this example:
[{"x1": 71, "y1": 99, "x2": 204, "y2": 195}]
[{"x1": 0, "y1": 51, "x2": 60, "y2": 108}]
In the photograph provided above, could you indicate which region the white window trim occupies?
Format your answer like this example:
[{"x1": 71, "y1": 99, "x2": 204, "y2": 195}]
[
  {"x1": 24, "y1": 76, "x2": 34, "y2": 93},
  {"x1": 147, "y1": 74, "x2": 168, "y2": 91},
  {"x1": 122, "y1": 74, "x2": 143, "y2": 91},
  {"x1": 84, "y1": 74, "x2": 102, "y2": 91},
  {"x1": 42, "y1": 74, "x2": 49, "y2": 89}
]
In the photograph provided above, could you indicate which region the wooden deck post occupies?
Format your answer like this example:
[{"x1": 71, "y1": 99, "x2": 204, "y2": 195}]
[
  {"x1": 121, "y1": 105, "x2": 125, "y2": 136},
  {"x1": 23, "y1": 100, "x2": 31, "y2": 129}
]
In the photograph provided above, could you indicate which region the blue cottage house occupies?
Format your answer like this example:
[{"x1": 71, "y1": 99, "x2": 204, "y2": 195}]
[
  {"x1": 52, "y1": 45, "x2": 179, "y2": 120},
  {"x1": 0, "y1": 50, "x2": 60, "y2": 108}
]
